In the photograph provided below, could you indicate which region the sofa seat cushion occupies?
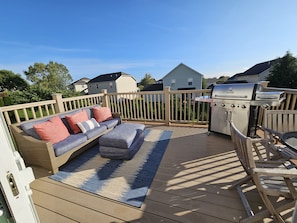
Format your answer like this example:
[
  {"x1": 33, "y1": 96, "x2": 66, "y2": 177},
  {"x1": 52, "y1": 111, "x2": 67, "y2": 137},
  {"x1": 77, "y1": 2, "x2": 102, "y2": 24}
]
[
  {"x1": 100, "y1": 118, "x2": 121, "y2": 129},
  {"x1": 53, "y1": 134, "x2": 88, "y2": 156},
  {"x1": 84, "y1": 125, "x2": 107, "y2": 139},
  {"x1": 99, "y1": 123, "x2": 145, "y2": 149}
]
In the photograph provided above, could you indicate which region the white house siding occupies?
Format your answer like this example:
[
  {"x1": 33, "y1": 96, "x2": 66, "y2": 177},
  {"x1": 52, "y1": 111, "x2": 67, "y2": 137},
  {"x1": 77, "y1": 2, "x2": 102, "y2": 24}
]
[
  {"x1": 235, "y1": 74, "x2": 259, "y2": 83},
  {"x1": 116, "y1": 75, "x2": 138, "y2": 93},
  {"x1": 259, "y1": 68, "x2": 271, "y2": 81},
  {"x1": 74, "y1": 84, "x2": 87, "y2": 92},
  {"x1": 115, "y1": 75, "x2": 138, "y2": 100},
  {"x1": 162, "y1": 64, "x2": 203, "y2": 90}
]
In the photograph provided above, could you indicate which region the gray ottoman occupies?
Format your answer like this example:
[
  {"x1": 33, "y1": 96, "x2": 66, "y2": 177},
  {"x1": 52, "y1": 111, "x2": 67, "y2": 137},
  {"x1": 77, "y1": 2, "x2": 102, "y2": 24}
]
[{"x1": 99, "y1": 123, "x2": 145, "y2": 159}]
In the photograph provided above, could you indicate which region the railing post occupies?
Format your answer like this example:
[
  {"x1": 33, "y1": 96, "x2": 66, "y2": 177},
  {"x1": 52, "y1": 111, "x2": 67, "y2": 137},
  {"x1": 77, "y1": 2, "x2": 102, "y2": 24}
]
[
  {"x1": 101, "y1": 89, "x2": 109, "y2": 107},
  {"x1": 52, "y1": 93, "x2": 65, "y2": 113},
  {"x1": 164, "y1": 86, "x2": 170, "y2": 125}
]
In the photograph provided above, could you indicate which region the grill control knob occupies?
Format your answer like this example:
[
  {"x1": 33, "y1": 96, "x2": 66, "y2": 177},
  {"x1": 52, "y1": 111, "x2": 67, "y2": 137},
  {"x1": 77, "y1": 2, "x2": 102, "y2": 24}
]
[
  {"x1": 221, "y1": 103, "x2": 225, "y2": 107},
  {"x1": 241, "y1": 104, "x2": 246, "y2": 109},
  {"x1": 231, "y1": 104, "x2": 235, "y2": 108}
]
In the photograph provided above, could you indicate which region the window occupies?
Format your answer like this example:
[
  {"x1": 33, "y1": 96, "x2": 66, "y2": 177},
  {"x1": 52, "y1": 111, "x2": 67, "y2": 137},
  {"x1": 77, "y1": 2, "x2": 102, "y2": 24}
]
[
  {"x1": 96, "y1": 84, "x2": 99, "y2": 89},
  {"x1": 188, "y1": 78, "x2": 193, "y2": 86},
  {"x1": 109, "y1": 82, "x2": 113, "y2": 88},
  {"x1": 171, "y1": 79, "x2": 176, "y2": 87}
]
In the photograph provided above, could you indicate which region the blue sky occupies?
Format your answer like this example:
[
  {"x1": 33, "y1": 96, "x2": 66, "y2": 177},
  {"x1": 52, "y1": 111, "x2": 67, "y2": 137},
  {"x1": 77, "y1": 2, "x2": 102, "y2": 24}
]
[{"x1": 1, "y1": 1, "x2": 297, "y2": 83}]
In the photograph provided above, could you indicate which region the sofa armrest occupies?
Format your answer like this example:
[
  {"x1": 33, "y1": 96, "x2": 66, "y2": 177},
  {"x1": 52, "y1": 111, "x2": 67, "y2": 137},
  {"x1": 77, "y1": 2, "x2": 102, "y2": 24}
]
[{"x1": 10, "y1": 124, "x2": 57, "y2": 173}]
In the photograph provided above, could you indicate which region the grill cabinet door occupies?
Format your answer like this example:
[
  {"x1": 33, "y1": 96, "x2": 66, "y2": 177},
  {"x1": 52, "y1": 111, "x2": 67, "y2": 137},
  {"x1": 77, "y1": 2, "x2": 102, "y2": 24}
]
[{"x1": 210, "y1": 101, "x2": 250, "y2": 136}]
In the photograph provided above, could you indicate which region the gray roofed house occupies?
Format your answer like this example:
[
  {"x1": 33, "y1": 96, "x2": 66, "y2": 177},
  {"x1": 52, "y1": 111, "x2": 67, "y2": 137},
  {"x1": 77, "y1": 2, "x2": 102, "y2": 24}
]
[
  {"x1": 228, "y1": 59, "x2": 277, "y2": 83},
  {"x1": 162, "y1": 63, "x2": 203, "y2": 90},
  {"x1": 87, "y1": 72, "x2": 138, "y2": 95}
]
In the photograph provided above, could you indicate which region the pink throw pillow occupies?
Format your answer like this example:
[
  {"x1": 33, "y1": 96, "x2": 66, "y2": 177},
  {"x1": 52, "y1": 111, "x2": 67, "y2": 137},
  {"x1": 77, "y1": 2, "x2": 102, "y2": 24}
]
[
  {"x1": 34, "y1": 116, "x2": 70, "y2": 144},
  {"x1": 92, "y1": 107, "x2": 113, "y2": 122},
  {"x1": 66, "y1": 109, "x2": 89, "y2": 134}
]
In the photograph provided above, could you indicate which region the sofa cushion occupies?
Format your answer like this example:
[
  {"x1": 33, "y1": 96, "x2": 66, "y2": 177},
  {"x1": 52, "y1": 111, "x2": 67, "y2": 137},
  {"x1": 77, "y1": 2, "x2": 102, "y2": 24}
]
[
  {"x1": 20, "y1": 118, "x2": 51, "y2": 139},
  {"x1": 33, "y1": 116, "x2": 70, "y2": 144},
  {"x1": 53, "y1": 134, "x2": 88, "y2": 156},
  {"x1": 99, "y1": 123, "x2": 145, "y2": 149},
  {"x1": 100, "y1": 118, "x2": 121, "y2": 129},
  {"x1": 84, "y1": 125, "x2": 108, "y2": 139},
  {"x1": 77, "y1": 118, "x2": 100, "y2": 133},
  {"x1": 66, "y1": 109, "x2": 89, "y2": 134},
  {"x1": 92, "y1": 107, "x2": 113, "y2": 122}
]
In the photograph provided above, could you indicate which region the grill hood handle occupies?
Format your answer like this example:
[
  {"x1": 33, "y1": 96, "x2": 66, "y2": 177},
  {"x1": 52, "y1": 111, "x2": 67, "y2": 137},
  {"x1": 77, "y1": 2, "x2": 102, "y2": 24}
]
[{"x1": 214, "y1": 94, "x2": 248, "y2": 99}]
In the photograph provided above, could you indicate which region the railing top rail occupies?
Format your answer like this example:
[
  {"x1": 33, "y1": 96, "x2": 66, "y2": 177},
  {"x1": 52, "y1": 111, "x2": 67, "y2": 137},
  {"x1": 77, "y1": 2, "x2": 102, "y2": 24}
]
[
  {"x1": 61, "y1": 93, "x2": 104, "y2": 102},
  {"x1": 266, "y1": 87, "x2": 297, "y2": 94},
  {"x1": 0, "y1": 100, "x2": 56, "y2": 112},
  {"x1": 107, "y1": 91, "x2": 164, "y2": 96},
  {"x1": 170, "y1": 89, "x2": 211, "y2": 94}
]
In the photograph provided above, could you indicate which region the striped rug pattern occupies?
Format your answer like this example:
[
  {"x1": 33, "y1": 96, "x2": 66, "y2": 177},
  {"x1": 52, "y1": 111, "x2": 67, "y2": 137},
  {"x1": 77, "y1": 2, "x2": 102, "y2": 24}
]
[{"x1": 50, "y1": 128, "x2": 172, "y2": 207}]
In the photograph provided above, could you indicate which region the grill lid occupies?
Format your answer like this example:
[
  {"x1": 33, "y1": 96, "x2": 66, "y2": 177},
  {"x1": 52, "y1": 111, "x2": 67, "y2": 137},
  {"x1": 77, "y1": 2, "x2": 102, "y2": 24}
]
[{"x1": 211, "y1": 83, "x2": 260, "y2": 100}]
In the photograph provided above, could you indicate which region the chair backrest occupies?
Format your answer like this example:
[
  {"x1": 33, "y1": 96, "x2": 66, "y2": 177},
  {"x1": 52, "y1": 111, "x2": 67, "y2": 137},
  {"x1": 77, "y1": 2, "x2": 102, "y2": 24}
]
[
  {"x1": 230, "y1": 121, "x2": 256, "y2": 174},
  {"x1": 263, "y1": 110, "x2": 297, "y2": 133}
]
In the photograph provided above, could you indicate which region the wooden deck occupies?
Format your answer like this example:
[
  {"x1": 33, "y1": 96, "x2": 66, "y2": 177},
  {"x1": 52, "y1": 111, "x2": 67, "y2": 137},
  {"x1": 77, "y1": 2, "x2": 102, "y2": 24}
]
[{"x1": 29, "y1": 125, "x2": 294, "y2": 223}]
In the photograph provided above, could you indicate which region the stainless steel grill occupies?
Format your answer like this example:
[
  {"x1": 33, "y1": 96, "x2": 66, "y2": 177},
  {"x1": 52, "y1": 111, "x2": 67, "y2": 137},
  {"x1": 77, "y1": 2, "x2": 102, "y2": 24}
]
[{"x1": 209, "y1": 83, "x2": 284, "y2": 137}]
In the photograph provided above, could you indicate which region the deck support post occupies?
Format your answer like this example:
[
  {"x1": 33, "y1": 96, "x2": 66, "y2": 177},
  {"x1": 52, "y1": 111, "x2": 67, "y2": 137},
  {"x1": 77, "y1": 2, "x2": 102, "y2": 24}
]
[
  {"x1": 102, "y1": 89, "x2": 109, "y2": 108},
  {"x1": 164, "y1": 86, "x2": 170, "y2": 125},
  {"x1": 52, "y1": 93, "x2": 65, "y2": 113}
]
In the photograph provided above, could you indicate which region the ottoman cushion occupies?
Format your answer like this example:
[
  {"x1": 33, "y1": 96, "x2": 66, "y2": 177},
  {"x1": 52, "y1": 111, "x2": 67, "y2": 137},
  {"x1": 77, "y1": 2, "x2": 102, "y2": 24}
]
[
  {"x1": 99, "y1": 123, "x2": 145, "y2": 159},
  {"x1": 99, "y1": 123, "x2": 145, "y2": 149}
]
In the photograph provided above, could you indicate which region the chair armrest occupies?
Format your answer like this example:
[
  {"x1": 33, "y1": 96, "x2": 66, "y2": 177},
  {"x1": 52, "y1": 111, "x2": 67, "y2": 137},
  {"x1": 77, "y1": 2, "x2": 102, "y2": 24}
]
[
  {"x1": 261, "y1": 126, "x2": 283, "y2": 143},
  {"x1": 254, "y1": 167, "x2": 297, "y2": 178}
]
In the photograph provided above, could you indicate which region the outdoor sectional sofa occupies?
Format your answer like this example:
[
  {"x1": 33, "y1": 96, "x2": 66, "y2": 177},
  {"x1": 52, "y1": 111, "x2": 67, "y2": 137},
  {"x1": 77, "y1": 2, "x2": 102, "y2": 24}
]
[{"x1": 10, "y1": 106, "x2": 121, "y2": 174}]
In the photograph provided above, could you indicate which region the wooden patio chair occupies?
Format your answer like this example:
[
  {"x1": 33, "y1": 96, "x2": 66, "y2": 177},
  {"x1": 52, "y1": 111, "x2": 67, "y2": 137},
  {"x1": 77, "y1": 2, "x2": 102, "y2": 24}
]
[
  {"x1": 229, "y1": 121, "x2": 297, "y2": 223},
  {"x1": 261, "y1": 109, "x2": 297, "y2": 159}
]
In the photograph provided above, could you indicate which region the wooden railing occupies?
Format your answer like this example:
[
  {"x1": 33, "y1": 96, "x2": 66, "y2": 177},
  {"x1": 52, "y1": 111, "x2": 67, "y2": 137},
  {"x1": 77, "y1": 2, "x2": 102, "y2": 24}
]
[
  {"x1": 257, "y1": 87, "x2": 297, "y2": 125},
  {"x1": 0, "y1": 88, "x2": 211, "y2": 127},
  {"x1": 106, "y1": 87, "x2": 211, "y2": 125},
  {"x1": 1, "y1": 86, "x2": 297, "y2": 129},
  {"x1": 1, "y1": 93, "x2": 105, "y2": 126}
]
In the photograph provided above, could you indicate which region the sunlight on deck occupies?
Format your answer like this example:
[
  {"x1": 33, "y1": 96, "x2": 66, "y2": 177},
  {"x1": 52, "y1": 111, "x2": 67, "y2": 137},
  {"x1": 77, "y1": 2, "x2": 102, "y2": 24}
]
[{"x1": 30, "y1": 125, "x2": 294, "y2": 223}]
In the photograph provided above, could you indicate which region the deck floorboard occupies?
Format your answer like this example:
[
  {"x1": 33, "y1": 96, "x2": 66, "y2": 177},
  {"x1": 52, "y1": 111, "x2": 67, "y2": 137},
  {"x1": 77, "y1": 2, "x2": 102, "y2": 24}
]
[{"x1": 30, "y1": 125, "x2": 294, "y2": 222}]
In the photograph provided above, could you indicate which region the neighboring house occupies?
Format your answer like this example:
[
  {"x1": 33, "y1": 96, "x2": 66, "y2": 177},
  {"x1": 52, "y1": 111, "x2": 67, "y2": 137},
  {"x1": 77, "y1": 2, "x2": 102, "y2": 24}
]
[
  {"x1": 68, "y1": 77, "x2": 90, "y2": 94},
  {"x1": 228, "y1": 59, "x2": 277, "y2": 83},
  {"x1": 87, "y1": 72, "x2": 138, "y2": 95},
  {"x1": 162, "y1": 63, "x2": 203, "y2": 90}
]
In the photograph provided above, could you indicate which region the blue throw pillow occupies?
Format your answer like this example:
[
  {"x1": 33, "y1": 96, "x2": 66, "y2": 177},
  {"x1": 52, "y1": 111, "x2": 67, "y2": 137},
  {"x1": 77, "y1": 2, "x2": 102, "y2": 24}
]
[{"x1": 77, "y1": 118, "x2": 100, "y2": 133}]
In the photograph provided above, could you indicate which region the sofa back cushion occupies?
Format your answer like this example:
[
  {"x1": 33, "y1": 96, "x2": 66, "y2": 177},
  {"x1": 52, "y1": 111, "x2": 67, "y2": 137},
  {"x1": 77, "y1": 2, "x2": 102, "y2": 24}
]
[
  {"x1": 33, "y1": 116, "x2": 70, "y2": 144},
  {"x1": 92, "y1": 107, "x2": 113, "y2": 122},
  {"x1": 20, "y1": 107, "x2": 93, "y2": 138},
  {"x1": 65, "y1": 109, "x2": 89, "y2": 134}
]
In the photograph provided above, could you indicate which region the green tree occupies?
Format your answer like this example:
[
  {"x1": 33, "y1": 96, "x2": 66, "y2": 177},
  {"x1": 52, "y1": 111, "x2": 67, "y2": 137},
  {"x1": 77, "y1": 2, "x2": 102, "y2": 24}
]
[
  {"x1": 138, "y1": 73, "x2": 156, "y2": 90},
  {"x1": 24, "y1": 61, "x2": 73, "y2": 91},
  {"x1": 267, "y1": 51, "x2": 297, "y2": 88},
  {"x1": 0, "y1": 70, "x2": 29, "y2": 91}
]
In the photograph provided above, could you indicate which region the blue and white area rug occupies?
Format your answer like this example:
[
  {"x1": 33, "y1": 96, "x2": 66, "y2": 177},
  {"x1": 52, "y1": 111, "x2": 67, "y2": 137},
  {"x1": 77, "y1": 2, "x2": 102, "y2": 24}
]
[{"x1": 50, "y1": 128, "x2": 172, "y2": 207}]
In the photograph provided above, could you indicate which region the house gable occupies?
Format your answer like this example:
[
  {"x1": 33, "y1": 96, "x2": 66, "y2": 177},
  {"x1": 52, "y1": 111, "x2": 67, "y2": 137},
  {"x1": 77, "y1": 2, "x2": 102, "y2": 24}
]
[{"x1": 162, "y1": 63, "x2": 203, "y2": 90}]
